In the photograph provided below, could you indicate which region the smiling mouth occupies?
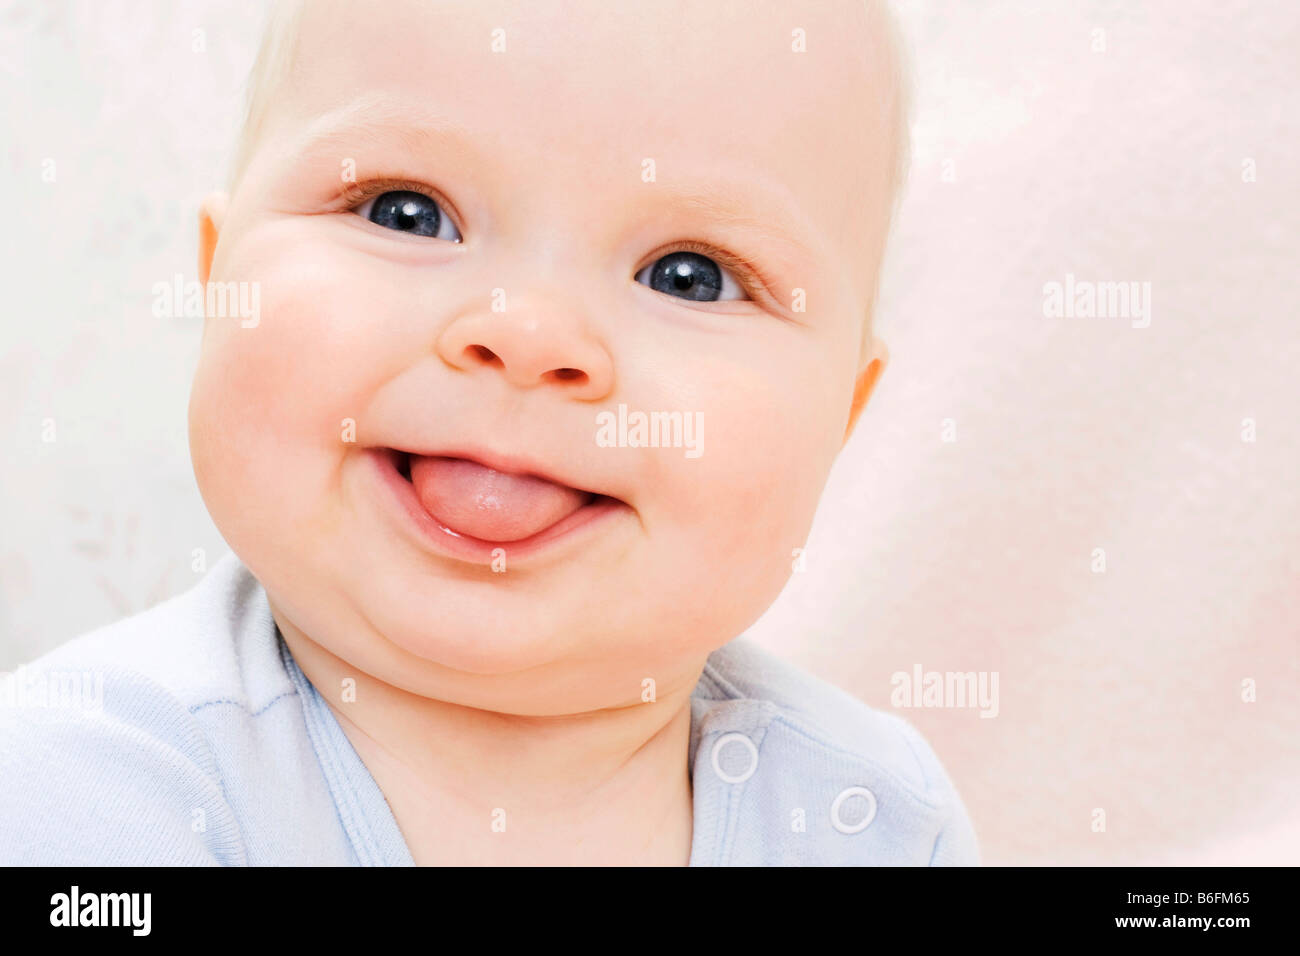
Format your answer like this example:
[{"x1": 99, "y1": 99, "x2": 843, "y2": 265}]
[{"x1": 378, "y1": 447, "x2": 625, "y2": 552}]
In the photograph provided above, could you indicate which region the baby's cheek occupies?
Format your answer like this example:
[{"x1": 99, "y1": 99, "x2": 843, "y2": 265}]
[
  {"x1": 223, "y1": 243, "x2": 411, "y2": 424},
  {"x1": 648, "y1": 366, "x2": 842, "y2": 629},
  {"x1": 189, "y1": 248, "x2": 399, "y2": 546}
]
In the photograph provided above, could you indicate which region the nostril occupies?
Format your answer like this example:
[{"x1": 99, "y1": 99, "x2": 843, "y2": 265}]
[
  {"x1": 550, "y1": 367, "x2": 587, "y2": 384},
  {"x1": 468, "y1": 345, "x2": 501, "y2": 366}
]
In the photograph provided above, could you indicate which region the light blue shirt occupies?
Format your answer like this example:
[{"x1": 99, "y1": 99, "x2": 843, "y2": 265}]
[{"x1": 0, "y1": 552, "x2": 979, "y2": 865}]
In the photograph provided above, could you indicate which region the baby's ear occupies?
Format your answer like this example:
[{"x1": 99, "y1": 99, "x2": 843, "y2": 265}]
[
  {"x1": 844, "y1": 337, "x2": 889, "y2": 445},
  {"x1": 198, "y1": 192, "x2": 229, "y2": 285}
]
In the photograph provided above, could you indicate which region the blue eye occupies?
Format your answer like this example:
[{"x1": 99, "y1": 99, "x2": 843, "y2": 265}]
[
  {"x1": 354, "y1": 189, "x2": 462, "y2": 241},
  {"x1": 634, "y1": 250, "x2": 747, "y2": 302}
]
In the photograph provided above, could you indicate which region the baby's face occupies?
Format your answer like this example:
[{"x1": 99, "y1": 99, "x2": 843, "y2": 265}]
[{"x1": 190, "y1": 0, "x2": 895, "y2": 711}]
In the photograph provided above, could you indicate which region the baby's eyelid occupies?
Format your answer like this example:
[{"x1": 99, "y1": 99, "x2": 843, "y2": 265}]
[
  {"x1": 340, "y1": 179, "x2": 465, "y2": 233},
  {"x1": 643, "y1": 246, "x2": 743, "y2": 302},
  {"x1": 645, "y1": 240, "x2": 775, "y2": 303}
]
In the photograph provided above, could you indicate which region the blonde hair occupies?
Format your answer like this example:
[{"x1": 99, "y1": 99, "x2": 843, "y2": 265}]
[
  {"x1": 876, "y1": 0, "x2": 914, "y2": 248},
  {"x1": 863, "y1": 0, "x2": 914, "y2": 359},
  {"x1": 227, "y1": 0, "x2": 307, "y2": 194}
]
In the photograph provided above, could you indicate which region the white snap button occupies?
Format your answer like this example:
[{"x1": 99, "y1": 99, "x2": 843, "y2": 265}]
[
  {"x1": 710, "y1": 732, "x2": 759, "y2": 784},
  {"x1": 830, "y1": 786, "x2": 877, "y2": 834}
]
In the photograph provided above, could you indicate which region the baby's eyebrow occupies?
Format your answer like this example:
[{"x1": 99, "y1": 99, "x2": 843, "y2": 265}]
[
  {"x1": 646, "y1": 180, "x2": 826, "y2": 275},
  {"x1": 289, "y1": 94, "x2": 483, "y2": 174},
  {"x1": 289, "y1": 94, "x2": 825, "y2": 274}
]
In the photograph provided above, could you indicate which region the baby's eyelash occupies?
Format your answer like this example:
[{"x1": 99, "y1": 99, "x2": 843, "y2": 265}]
[
  {"x1": 651, "y1": 239, "x2": 778, "y2": 302},
  {"x1": 333, "y1": 177, "x2": 453, "y2": 214},
  {"x1": 334, "y1": 180, "x2": 778, "y2": 300}
]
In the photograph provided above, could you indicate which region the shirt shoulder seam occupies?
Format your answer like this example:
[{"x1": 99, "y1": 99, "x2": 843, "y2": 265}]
[
  {"x1": 767, "y1": 709, "x2": 950, "y2": 814},
  {"x1": 189, "y1": 689, "x2": 299, "y2": 718}
]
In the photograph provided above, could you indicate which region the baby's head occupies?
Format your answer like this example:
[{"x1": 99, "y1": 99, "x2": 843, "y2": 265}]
[{"x1": 189, "y1": 0, "x2": 907, "y2": 712}]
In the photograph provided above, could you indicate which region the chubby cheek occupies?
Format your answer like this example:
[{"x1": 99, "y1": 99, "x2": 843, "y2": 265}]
[
  {"x1": 188, "y1": 236, "x2": 401, "y2": 573},
  {"x1": 631, "y1": 345, "x2": 850, "y2": 654}
]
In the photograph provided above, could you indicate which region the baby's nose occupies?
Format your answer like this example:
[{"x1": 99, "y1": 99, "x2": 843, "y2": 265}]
[{"x1": 435, "y1": 305, "x2": 613, "y2": 400}]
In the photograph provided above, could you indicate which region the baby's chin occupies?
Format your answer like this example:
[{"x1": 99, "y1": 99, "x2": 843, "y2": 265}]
[
  {"x1": 359, "y1": 565, "x2": 598, "y2": 676},
  {"x1": 261, "y1": 533, "x2": 757, "y2": 709}
]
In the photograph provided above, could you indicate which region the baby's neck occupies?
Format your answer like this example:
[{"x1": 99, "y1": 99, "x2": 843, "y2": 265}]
[{"x1": 274, "y1": 612, "x2": 701, "y2": 866}]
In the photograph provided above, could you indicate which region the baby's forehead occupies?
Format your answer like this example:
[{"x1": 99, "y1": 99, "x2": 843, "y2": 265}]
[{"x1": 240, "y1": 0, "x2": 905, "y2": 300}]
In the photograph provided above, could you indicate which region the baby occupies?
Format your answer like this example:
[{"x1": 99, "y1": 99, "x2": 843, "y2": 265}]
[{"x1": 1, "y1": 0, "x2": 978, "y2": 865}]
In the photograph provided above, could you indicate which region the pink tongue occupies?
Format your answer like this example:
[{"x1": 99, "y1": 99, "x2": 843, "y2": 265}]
[{"x1": 408, "y1": 455, "x2": 591, "y2": 542}]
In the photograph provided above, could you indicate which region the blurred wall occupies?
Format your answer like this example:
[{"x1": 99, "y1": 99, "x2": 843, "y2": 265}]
[{"x1": 2, "y1": 0, "x2": 1296, "y2": 864}]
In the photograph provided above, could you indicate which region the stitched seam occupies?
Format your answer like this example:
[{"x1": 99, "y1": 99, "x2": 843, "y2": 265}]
[
  {"x1": 927, "y1": 822, "x2": 948, "y2": 866},
  {"x1": 770, "y1": 712, "x2": 948, "y2": 813},
  {"x1": 701, "y1": 654, "x2": 749, "y2": 702},
  {"x1": 699, "y1": 709, "x2": 777, "y2": 865},
  {"x1": 276, "y1": 641, "x2": 384, "y2": 865},
  {"x1": 886, "y1": 714, "x2": 941, "y2": 792},
  {"x1": 881, "y1": 717, "x2": 961, "y2": 866},
  {"x1": 895, "y1": 720, "x2": 958, "y2": 867},
  {"x1": 189, "y1": 690, "x2": 297, "y2": 718}
]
